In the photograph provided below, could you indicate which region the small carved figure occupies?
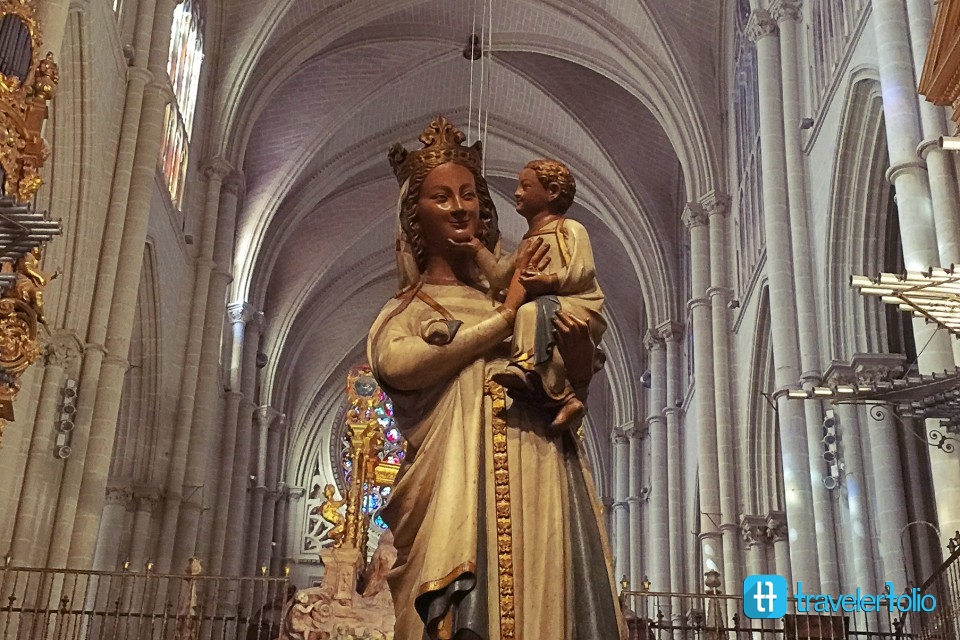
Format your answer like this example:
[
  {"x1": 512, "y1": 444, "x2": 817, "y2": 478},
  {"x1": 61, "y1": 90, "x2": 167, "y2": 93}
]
[
  {"x1": 12, "y1": 247, "x2": 56, "y2": 326},
  {"x1": 361, "y1": 531, "x2": 396, "y2": 599},
  {"x1": 172, "y1": 557, "x2": 202, "y2": 640},
  {"x1": 32, "y1": 53, "x2": 59, "y2": 101},
  {"x1": 319, "y1": 484, "x2": 347, "y2": 547}
]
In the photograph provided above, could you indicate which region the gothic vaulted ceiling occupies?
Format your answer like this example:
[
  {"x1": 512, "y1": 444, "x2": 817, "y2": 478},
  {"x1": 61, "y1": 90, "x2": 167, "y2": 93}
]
[{"x1": 203, "y1": 0, "x2": 725, "y2": 484}]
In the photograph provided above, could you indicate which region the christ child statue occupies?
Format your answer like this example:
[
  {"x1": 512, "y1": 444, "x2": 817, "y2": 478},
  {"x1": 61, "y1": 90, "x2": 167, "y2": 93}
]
[{"x1": 460, "y1": 159, "x2": 606, "y2": 430}]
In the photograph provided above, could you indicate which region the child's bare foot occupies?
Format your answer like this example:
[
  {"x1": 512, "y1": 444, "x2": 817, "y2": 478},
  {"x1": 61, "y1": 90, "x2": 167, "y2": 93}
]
[
  {"x1": 491, "y1": 364, "x2": 533, "y2": 391},
  {"x1": 551, "y1": 396, "x2": 585, "y2": 431}
]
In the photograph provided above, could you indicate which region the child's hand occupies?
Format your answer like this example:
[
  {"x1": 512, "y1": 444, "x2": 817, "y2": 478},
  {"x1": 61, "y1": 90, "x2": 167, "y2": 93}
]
[{"x1": 518, "y1": 269, "x2": 557, "y2": 296}]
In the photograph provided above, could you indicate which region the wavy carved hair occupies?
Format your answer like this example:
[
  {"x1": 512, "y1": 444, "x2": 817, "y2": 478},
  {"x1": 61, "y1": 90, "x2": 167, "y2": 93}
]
[
  {"x1": 400, "y1": 160, "x2": 499, "y2": 272},
  {"x1": 524, "y1": 159, "x2": 576, "y2": 214}
]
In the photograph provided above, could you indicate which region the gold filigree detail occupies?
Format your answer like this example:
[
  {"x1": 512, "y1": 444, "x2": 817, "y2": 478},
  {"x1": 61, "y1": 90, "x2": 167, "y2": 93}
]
[
  {"x1": 483, "y1": 380, "x2": 515, "y2": 639},
  {"x1": 0, "y1": 0, "x2": 58, "y2": 203}
]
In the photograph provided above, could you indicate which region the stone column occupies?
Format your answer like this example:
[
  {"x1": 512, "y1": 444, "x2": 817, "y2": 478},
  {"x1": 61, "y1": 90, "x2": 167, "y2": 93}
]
[
  {"x1": 128, "y1": 488, "x2": 161, "y2": 568},
  {"x1": 837, "y1": 403, "x2": 880, "y2": 591},
  {"x1": 245, "y1": 406, "x2": 279, "y2": 575},
  {"x1": 36, "y1": 0, "x2": 71, "y2": 60},
  {"x1": 766, "y1": 512, "x2": 791, "y2": 587},
  {"x1": 46, "y1": 0, "x2": 161, "y2": 569},
  {"x1": 683, "y1": 203, "x2": 724, "y2": 590},
  {"x1": 208, "y1": 303, "x2": 256, "y2": 576},
  {"x1": 191, "y1": 174, "x2": 244, "y2": 566},
  {"x1": 747, "y1": 9, "x2": 819, "y2": 589},
  {"x1": 157, "y1": 158, "x2": 232, "y2": 572},
  {"x1": 905, "y1": 0, "x2": 960, "y2": 268},
  {"x1": 659, "y1": 321, "x2": 684, "y2": 594},
  {"x1": 65, "y1": 0, "x2": 182, "y2": 569},
  {"x1": 258, "y1": 415, "x2": 285, "y2": 573},
  {"x1": 92, "y1": 485, "x2": 131, "y2": 570},
  {"x1": 871, "y1": 0, "x2": 960, "y2": 543},
  {"x1": 773, "y1": 0, "x2": 842, "y2": 594},
  {"x1": 644, "y1": 331, "x2": 669, "y2": 594},
  {"x1": 627, "y1": 422, "x2": 645, "y2": 590},
  {"x1": 223, "y1": 310, "x2": 264, "y2": 577},
  {"x1": 740, "y1": 515, "x2": 770, "y2": 580},
  {"x1": 704, "y1": 196, "x2": 743, "y2": 596},
  {"x1": 270, "y1": 490, "x2": 290, "y2": 576},
  {"x1": 612, "y1": 427, "x2": 630, "y2": 584},
  {"x1": 9, "y1": 335, "x2": 80, "y2": 565}
]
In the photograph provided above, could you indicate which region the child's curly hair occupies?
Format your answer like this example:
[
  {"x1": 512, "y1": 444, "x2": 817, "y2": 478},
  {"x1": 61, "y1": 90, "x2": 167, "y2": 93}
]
[{"x1": 524, "y1": 159, "x2": 576, "y2": 214}]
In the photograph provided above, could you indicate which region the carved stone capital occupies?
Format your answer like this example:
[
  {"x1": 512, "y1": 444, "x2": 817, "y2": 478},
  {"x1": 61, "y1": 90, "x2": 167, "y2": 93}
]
[
  {"x1": 851, "y1": 353, "x2": 906, "y2": 384},
  {"x1": 134, "y1": 486, "x2": 163, "y2": 513},
  {"x1": 682, "y1": 203, "x2": 710, "y2": 230},
  {"x1": 701, "y1": 193, "x2": 731, "y2": 218},
  {"x1": 687, "y1": 297, "x2": 711, "y2": 311},
  {"x1": 766, "y1": 511, "x2": 789, "y2": 543},
  {"x1": 227, "y1": 301, "x2": 257, "y2": 326},
  {"x1": 740, "y1": 514, "x2": 770, "y2": 548},
  {"x1": 746, "y1": 10, "x2": 779, "y2": 42},
  {"x1": 612, "y1": 426, "x2": 629, "y2": 445},
  {"x1": 105, "y1": 484, "x2": 133, "y2": 508},
  {"x1": 222, "y1": 171, "x2": 245, "y2": 197},
  {"x1": 256, "y1": 405, "x2": 281, "y2": 429},
  {"x1": 770, "y1": 0, "x2": 802, "y2": 23},
  {"x1": 656, "y1": 320, "x2": 684, "y2": 343},
  {"x1": 643, "y1": 329, "x2": 665, "y2": 352},
  {"x1": 44, "y1": 332, "x2": 83, "y2": 371},
  {"x1": 822, "y1": 360, "x2": 856, "y2": 387},
  {"x1": 626, "y1": 422, "x2": 647, "y2": 439},
  {"x1": 201, "y1": 157, "x2": 233, "y2": 182}
]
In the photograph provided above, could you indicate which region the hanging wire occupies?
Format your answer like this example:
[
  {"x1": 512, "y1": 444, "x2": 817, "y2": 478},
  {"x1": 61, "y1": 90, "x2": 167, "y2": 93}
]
[
  {"x1": 468, "y1": 0, "x2": 478, "y2": 144},
  {"x1": 476, "y1": 0, "x2": 488, "y2": 151},
  {"x1": 481, "y1": 0, "x2": 493, "y2": 172}
]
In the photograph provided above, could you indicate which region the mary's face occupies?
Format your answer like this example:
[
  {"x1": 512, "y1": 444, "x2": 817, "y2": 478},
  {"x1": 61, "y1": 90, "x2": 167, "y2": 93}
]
[{"x1": 416, "y1": 162, "x2": 480, "y2": 253}]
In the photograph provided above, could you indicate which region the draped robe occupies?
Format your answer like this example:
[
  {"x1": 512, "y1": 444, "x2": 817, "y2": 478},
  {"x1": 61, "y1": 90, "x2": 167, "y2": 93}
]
[{"x1": 368, "y1": 280, "x2": 627, "y2": 640}]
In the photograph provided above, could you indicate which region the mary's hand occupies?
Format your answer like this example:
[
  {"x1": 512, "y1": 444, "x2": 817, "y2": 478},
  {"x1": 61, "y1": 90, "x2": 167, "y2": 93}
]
[{"x1": 552, "y1": 310, "x2": 595, "y2": 390}]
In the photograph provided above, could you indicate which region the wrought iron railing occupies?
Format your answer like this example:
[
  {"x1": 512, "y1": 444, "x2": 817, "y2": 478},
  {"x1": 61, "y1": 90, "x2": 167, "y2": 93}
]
[
  {"x1": 0, "y1": 564, "x2": 291, "y2": 640},
  {"x1": 901, "y1": 531, "x2": 960, "y2": 640},
  {"x1": 619, "y1": 589, "x2": 940, "y2": 640}
]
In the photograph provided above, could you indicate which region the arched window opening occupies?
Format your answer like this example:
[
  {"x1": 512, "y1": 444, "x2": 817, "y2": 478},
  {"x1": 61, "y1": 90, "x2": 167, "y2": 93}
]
[
  {"x1": 733, "y1": 0, "x2": 764, "y2": 292},
  {"x1": 302, "y1": 366, "x2": 406, "y2": 553},
  {"x1": 159, "y1": 0, "x2": 203, "y2": 211}
]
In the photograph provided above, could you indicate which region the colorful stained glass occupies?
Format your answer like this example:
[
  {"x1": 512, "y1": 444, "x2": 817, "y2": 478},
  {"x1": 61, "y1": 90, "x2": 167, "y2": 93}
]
[
  {"x1": 337, "y1": 366, "x2": 405, "y2": 530},
  {"x1": 159, "y1": 0, "x2": 204, "y2": 210}
]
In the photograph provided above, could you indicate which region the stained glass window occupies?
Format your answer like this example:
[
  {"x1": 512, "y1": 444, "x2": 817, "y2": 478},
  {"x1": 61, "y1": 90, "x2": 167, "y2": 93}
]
[
  {"x1": 301, "y1": 366, "x2": 406, "y2": 554},
  {"x1": 339, "y1": 388, "x2": 405, "y2": 530},
  {"x1": 159, "y1": 0, "x2": 203, "y2": 210}
]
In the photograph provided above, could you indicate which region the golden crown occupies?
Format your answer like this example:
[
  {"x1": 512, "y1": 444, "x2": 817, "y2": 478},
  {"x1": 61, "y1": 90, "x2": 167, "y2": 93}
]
[{"x1": 388, "y1": 116, "x2": 483, "y2": 185}]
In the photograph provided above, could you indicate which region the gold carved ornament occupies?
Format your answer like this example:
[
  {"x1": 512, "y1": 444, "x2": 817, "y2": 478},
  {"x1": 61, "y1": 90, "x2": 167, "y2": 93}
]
[
  {"x1": 0, "y1": 0, "x2": 60, "y2": 441},
  {"x1": 483, "y1": 380, "x2": 516, "y2": 640}
]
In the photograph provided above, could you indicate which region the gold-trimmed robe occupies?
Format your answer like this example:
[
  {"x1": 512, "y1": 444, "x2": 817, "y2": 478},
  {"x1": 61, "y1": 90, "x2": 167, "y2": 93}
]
[{"x1": 368, "y1": 281, "x2": 627, "y2": 640}]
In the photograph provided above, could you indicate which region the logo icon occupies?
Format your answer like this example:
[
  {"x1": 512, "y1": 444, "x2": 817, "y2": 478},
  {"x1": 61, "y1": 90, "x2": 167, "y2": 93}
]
[{"x1": 743, "y1": 575, "x2": 787, "y2": 619}]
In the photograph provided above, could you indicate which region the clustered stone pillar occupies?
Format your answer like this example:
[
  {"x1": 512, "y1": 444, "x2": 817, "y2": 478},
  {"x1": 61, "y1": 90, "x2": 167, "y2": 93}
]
[
  {"x1": 612, "y1": 427, "x2": 631, "y2": 584},
  {"x1": 258, "y1": 414, "x2": 286, "y2": 573},
  {"x1": 9, "y1": 335, "x2": 80, "y2": 565},
  {"x1": 772, "y1": 0, "x2": 841, "y2": 595},
  {"x1": 157, "y1": 158, "x2": 232, "y2": 573},
  {"x1": 644, "y1": 332, "x2": 669, "y2": 594},
  {"x1": 46, "y1": 0, "x2": 180, "y2": 570},
  {"x1": 747, "y1": 8, "x2": 819, "y2": 590},
  {"x1": 871, "y1": 0, "x2": 960, "y2": 543},
  {"x1": 683, "y1": 202, "x2": 724, "y2": 592},
  {"x1": 627, "y1": 422, "x2": 645, "y2": 590},
  {"x1": 705, "y1": 196, "x2": 742, "y2": 596},
  {"x1": 245, "y1": 406, "x2": 280, "y2": 575},
  {"x1": 659, "y1": 321, "x2": 685, "y2": 595}
]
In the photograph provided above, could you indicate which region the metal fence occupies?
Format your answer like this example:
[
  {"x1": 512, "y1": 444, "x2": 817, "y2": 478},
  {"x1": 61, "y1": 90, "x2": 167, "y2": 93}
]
[
  {"x1": 0, "y1": 565, "x2": 292, "y2": 640},
  {"x1": 618, "y1": 590, "x2": 949, "y2": 640}
]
